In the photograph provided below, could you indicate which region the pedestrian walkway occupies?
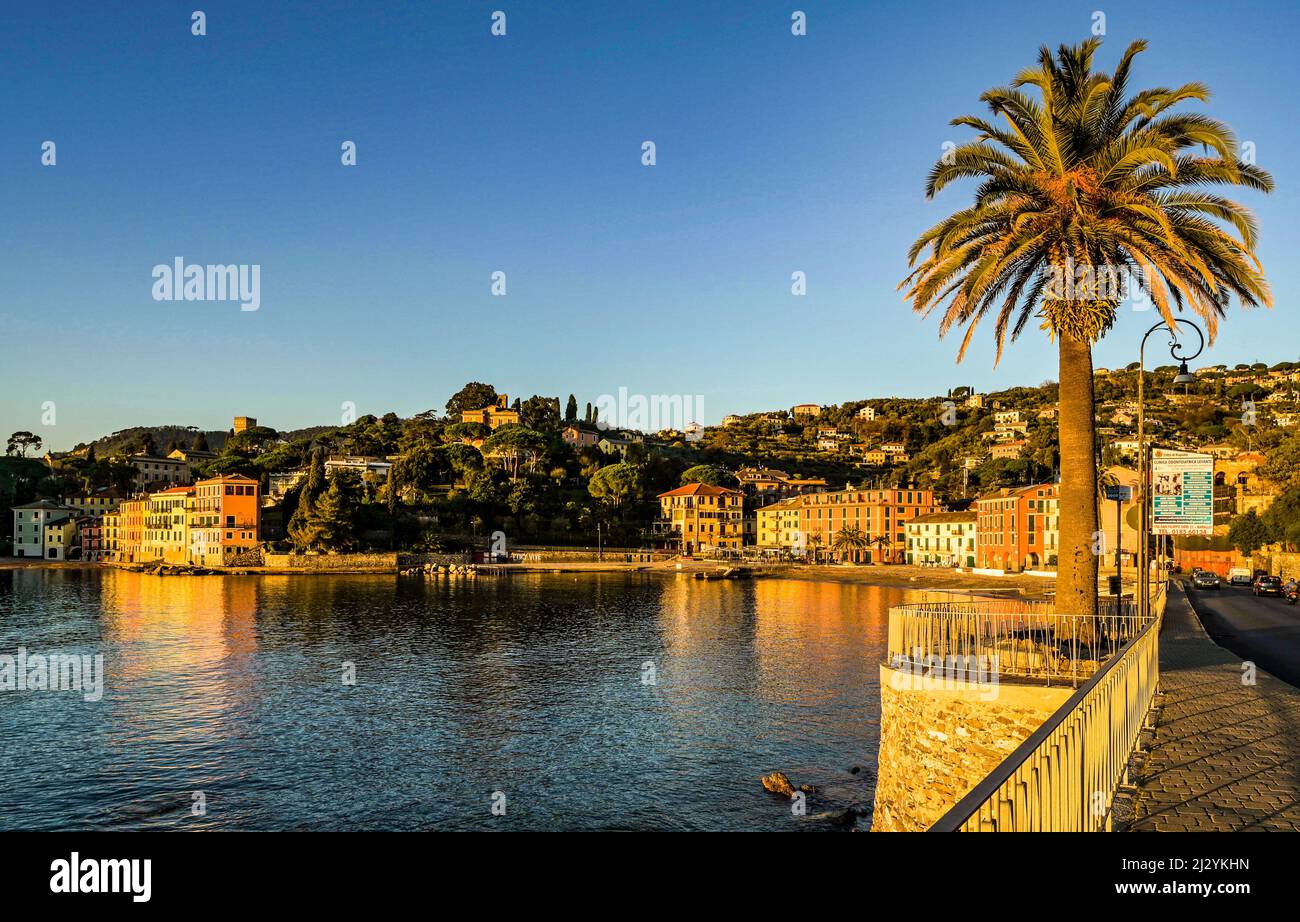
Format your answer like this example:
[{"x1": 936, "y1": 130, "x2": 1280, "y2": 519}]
[{"x1": 1130, "y1": 585, "x2": 1300, "y2": 831}]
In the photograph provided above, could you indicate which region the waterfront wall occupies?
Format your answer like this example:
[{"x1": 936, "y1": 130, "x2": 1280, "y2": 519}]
[
  {"x1": 872, "y1": 667, "x2": 1071, "y2": 832},
  {"x1": 263, "y1": 552, "x2": 399, "y2": 571}
]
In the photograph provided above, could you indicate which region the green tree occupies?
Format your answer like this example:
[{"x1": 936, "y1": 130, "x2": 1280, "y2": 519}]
[
  {"x1": 519, "y1": 395, "x2": 561, "y2": 431},
  {"x1": 192, "y1": 431, "x2": 210, "y2": 451},
  {"x1": 288, "y1": 488, "x2": 321, "y2": 550},
  {"x1": 483, "y1": 426, "x2": 546, "y2": 480},
  {"x1": 589, "y1": 463, "x2": 641, "y2": 509},
  {"x1": 6, "y1": 431, "x2": 42, "y2": 457},
  {"x1": 445, "y1": 382, "x2": 498, "y2": 417},
  {"x1": 1228, "y1": 510, "x2": 1270, "y2": 555},
  {"x1": 313, "y1": 479, "x2": 359, "y2": 551},
  {"x1": 680, "y1": 464, "x2": 735, "y2": 487},
  {"x1": 901, "y1": 39, "x2": 1271, "y2": 616},
  {"x1": 565, "y1": 394, "x2": 578, "y2": 423},
  {"x1": 1262, "y1": 490, "x2": 1300, "y2": 551},
  {"x1": 831, "y1": 525, "x2": 870, "y2": 562}
]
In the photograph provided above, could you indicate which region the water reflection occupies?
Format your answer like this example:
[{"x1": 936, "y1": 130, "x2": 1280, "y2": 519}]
[{"x1": 0, "y1": 569, "x2": 940, "y2": 831}]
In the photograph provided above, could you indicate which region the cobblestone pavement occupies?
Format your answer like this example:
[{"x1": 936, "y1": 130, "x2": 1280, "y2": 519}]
[{"x1": 1130, "y1": 585, "x2": 1300, "y2": 831}]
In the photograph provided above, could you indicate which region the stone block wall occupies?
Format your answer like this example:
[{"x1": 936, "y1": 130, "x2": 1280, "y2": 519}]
[{"x1": 871, "y1": 668, "x2": 1071, "y2": 831}]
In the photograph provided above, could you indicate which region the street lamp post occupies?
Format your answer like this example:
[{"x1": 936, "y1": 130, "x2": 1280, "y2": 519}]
[{"x1": 1136, "y1": 319, "x2": 1204, "y2": 620}]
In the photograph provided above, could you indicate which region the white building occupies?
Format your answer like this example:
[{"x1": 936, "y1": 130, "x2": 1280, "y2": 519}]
[
  {"x1": 905, "y1": 511, "x2": 978, "y2": 567},
  {"x1": 11, "y1": 500, "x2": 80, "y2": 558},
  {"x1": 325, "y1": 456, "x2": 393, "y2": 481},
  {"x1": 856, "y1": 406, "x2": 876, "y2": 420}
]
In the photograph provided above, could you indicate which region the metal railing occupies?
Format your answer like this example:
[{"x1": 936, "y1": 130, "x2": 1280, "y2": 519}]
[
  {"x1": 925, "y1": 585, "x2": 1166, "y2": 832},
  {"x1": 887, "y1": 595, "x2": 1148, "y2": 686}
]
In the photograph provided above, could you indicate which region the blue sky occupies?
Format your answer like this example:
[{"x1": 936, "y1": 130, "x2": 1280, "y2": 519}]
[{"x1": 4, "y1": 1, "x2": 1298, "y2": 451}]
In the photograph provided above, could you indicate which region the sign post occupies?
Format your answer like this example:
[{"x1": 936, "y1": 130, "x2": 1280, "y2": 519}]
[
  {"x1": 1148, "y1": 449, "x2": 1214, "y2": 611},
  {"x1": 1105, "y1": 484, "x2": 1133, "y2": 598}
]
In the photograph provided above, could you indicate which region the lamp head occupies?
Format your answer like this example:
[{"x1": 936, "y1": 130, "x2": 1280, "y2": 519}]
[{"x1": 1173, "y1": 361, "x2": 1195, "y2": 385}]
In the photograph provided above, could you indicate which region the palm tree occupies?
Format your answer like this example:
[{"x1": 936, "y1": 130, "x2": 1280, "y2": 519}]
[
  {"x1": 831, "y1": 525, "x2": 870, "y2": 563},
  {"x1": 900, "y1": 38, "x2": 1271, "y2": 616}
]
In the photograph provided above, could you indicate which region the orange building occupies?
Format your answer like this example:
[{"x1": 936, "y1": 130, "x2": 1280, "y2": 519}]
[
  {"x1": 975, "y1": 483, "x2": 1059, "y2": 571},
  {"x1": 190, "y1": 474, "x2": 261, "y2": 566},
  {"x1": 790, "y1": 487, "x2": 940, "y2": 563},
  {"x1": 111, "y1": 498, "x2": 148, "y2": 562},
  {"x1": 657, "y1": 483, "x2": 744, "y2": 553}
]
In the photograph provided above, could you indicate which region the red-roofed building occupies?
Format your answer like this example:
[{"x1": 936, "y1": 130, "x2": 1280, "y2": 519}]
[{"x1": 656, "y1": 482, "x2": 743, "y2": 553}]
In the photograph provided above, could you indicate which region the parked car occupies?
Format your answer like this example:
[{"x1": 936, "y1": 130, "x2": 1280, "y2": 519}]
[
  {"x1": 1228, "y1": 567, "x2": 1253, "y2": 586},
  {"x1": 1192, "y1": 571, "x2": 1220, "y2": 590},
  {"x1": 1253, "y1": 575, "x2": 1283, "y2": 597}
]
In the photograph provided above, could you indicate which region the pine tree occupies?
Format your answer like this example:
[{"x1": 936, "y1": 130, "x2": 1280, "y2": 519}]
[
  {"x1": 313, "y1": 480, "x2": 357, "y2": 551},
  {"x1": 565, "y1": 395, "x2": 578, "y2": 423},
  {"x1": 192, "y1": 432, "x2": 210, "y2": 451},
  {"x1": 287, "y1": 488, "x2": 320, "y2": 550},
  {"x1": 306, "y1": 447, "x2": 326, "y2": 496}
]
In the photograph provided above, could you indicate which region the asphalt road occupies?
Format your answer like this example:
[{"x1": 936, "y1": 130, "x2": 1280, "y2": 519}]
[{"x1": 1183, "y1": 580, "x2": 1300, "y2": 689}]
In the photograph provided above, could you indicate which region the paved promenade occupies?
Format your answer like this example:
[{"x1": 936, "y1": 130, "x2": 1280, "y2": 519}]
[{"x1": 1130, "y1": 584, "x2": 1300, "y2": 831}]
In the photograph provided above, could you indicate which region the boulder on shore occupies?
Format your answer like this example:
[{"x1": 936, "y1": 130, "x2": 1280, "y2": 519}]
[{"x1": 761, "y1": 771, "x2": 796, "y2": 798}]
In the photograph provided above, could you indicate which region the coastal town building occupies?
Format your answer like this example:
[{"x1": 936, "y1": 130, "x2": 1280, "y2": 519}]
[
  {"x1": 10, "y1": 500, "x2": 80, "y2": 558},
  {"x1": 189, "y1": 474, "x2": 261, "y2": 566},
  {"x1": 756, "y1": 487, "x2": 941, "y2": 563},
  {"x1": 268, "y1": 469, "x2": 309, "y2": 500},
  {"x1": 791, "y1": 403, "x2": 821, "y2": 419},
  {"x1": 656, "y1": 483, "x2": 744, "y2": 554},
  {"x1": 905, "y1": 510, "x2": 978, "y2": 567},
  {"x1": 991, "y1": 440, "x2": 1027, "y2": 460},
  {"x1": 325, "y1": 456, "x2": 393, "y2": 481},
  {"x1": 562, "y1": 426, "x2": 599, "y2": 449},
  {"x1": 79, "y1": 516, "x2": 107, "y2": 562},
  {"x1": 975, "y1": 483, "x2": 1059, "y2": 571},
  {"x1": 42, "y1": 516, "x2": 79, "y2": 561},
  {"x1": 756, "y1": 496, "x2": 805, "y2": 551},
  {"x1": 62, "y1": 490, "x2": 124, "y2": 518},
  {"x1": 108, "y1": 498, "x2": 148, "y2": 562},
  {"x1": 461, "y1": 394, "x2": 521, "y2": 429},
  {"x1": 233, "y1": 416, "x2": 257, "y2": 435},
  {"x1": 127, "y1": 453, "x2": 190, "y2": 489},
  {"x1": 143, "y1": 486, "x2": 194, "y2": 564}
]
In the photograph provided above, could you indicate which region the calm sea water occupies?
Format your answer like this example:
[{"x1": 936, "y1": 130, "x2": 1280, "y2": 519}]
[{"x1": 0, "y1": 568, "x2": 950, "y2": 831}]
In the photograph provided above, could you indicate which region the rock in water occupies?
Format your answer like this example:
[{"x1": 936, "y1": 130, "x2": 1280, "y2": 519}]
[{"x1": 761, "y1": 771, "x2": 796, "y2": 798}]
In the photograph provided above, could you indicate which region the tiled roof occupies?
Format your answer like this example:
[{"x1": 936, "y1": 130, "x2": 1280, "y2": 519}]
[
  {"x1": 910, "y1": 510, "x2": 976, "y2": 524},
  {"x1": 658, "y1": 482, "x2": 741, "y2": 498},
  {"x1": 11, "y1": 499, "x2": 78, "y2": 511}
]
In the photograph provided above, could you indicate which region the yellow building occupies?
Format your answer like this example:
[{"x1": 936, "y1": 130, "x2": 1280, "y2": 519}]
[
  {"x1": 461, "y1": 394, "x2": 521, "y2": 429},
  {"x1": 143, "y1": 486, "x2": 194, "y2": 563},
  {"x1": 656, "y1": 483, "x2": 744, "y2": 553},
  {"x1": 756, "y1": 497, "x2": 804, "y2": 550}
]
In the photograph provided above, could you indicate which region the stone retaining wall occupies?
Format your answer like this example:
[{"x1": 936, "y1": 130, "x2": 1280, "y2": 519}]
[
  {"x1": 262, "y1": 552, "x2": 398, "y2": 570},
  {"x1": 871, "y1": 668, "x2": 1071, "y2": 832}
]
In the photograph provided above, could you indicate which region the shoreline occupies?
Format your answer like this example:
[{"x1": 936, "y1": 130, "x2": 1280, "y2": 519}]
[{"x1": 0, "y1": 557, "x2": 1056, "y2": 597}]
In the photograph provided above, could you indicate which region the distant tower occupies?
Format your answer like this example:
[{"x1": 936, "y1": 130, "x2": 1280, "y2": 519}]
[{"x1": 233, "y1": 416, "x2": 257, "y2": 434}]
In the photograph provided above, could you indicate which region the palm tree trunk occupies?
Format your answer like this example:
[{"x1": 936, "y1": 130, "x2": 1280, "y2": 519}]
[{"x1": 1057, "y1": 331, "x2": 1099, "y2": 616}]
